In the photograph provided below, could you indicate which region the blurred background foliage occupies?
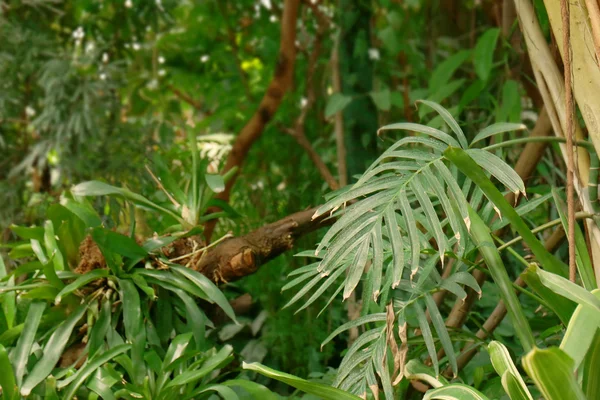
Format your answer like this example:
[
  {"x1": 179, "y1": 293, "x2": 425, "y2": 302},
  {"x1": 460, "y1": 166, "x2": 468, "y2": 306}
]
[{"x1": 0, "y1": 0, "x2": 564, "y2": 389}]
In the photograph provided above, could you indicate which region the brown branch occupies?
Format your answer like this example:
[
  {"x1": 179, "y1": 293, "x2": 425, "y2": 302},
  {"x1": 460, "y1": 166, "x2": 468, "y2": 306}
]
[
  {"x1": 193, "y1": 206, "x2": 331, "y2": 284},
  {"x1": 560, "y1": 0, "x2": 576, "y2": 282},
  {"x1": 168, "y1": 85, "x2": 204, "y2": 111},
  {"x1": 332, "y1": 31, "x2": 348, "y2": 187},
  {"x1": 283, "y1": 1, "x2": 339, "y2": 191},
  {"x1": 203, "y1": 0, "x2": 301, "y2": 242}
]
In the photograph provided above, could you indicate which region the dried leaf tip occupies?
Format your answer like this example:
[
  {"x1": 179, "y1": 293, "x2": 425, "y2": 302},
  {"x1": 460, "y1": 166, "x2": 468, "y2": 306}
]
[
  {"x1": 311, "y1": 210, "x2": 320, "y2": 220},
  {"x1": 373, "y1": 290, "x2": 380, "y2": 301},
  {"x1": 463, "y1": 216, "x2": 471, "y2": 232},
  {"x1": 493, "y1": 205, "x2": 502, "y2": 220}
]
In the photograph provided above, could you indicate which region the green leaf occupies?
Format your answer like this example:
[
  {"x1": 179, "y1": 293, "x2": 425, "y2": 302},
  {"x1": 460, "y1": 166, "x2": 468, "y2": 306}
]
[
  {"x1": 429, "y1": 50, "x2": 471, "y2": 89},
  {"x1": 72, "y1": 181, "x2": 182, "y2": 223},
  {"x1": 424, "y1": 383, "x2": 490, "y2": 400},
  {"x1": 523, "y1": 347, "x2": 586, "y2": 400},
  {"x1": 370, "y1": 88, "x2": 391, "y2": 111},
  {"x1": 0, "y1": 344, "x2": 17, "y2": 400},
  {"x1": 222, "y1": 379, "x2": 278, "y2": 400},
  {"x1": 186, "y1": 384, "x2": 239, "y2": 400},
  {"x1": 243, "y1": 362, "x2": 361, "y2": 400},
  {"x1": 414, "y1": 299, "x2": 439, "y2": 376},
  {"x1": 535, "y1": 267, "x2": 600, "y2": 313},
  {"x1": 61, "y1": 344, "x2": 131, "y2": 400},
  {"x1": 425, "y1": 293, "x2": 457, "y2": 377},
  {"x1": 520, "y1": 265, "x2": 575, "y2": 325},
  {"x1": 55, "y1": 269, "x2": 109, "y2": 304},
  {"x1": 444, "y1": 147, "x2": 566, "y2": 276},
  {"x1": 473, "y1": 28, "x2": 500, "y2": 82},
  {"x1": 471, "y1": 123, "x2": 527, "y2": 146},
  {"x1": 137, "y1": 269, "x2": 209, "y2": 301},
  {"x1": 117, "y1": 278, "x2": 145, "y2": 385},
  {"x1": 377, "y1": 122, "x2": 460, "y2": 148},
  {"x1": 44, "y1": 220, "x2": 65, "y2": 272},
  {"x1": 10, "y1": 225, "x2": 44, "y2": 241},
  {"x1": 320, "y1": 313, "x2": 386, "y2": 349},
  {"x1": 325, "y1": 93, "x2": 353, "y2": 118},
  {"x1": 166, "y1": 345, "x2": 233, "y2": 388},
  {"x1": 385, "y1": 208, "x2": 404, "y2": 288},
  {"x1": 582, "y1": 330, "x2": 600, "y2": 399},
  {"x1": 44, "y1": 376, "x2": 60, "y2": 400},
  {"x1": 62, "y1": 199, "x2": 102, "y2": 228},
  {"x1": 416, "y1": 99, "x2": 468, "y2": 149},
  {"x1": 499, "y1": 80, "x2": 521, "y2": 122},
  {"x1": 205, "y1": 174, "x2": 225, "y2": 193},
  {"x1": 488, "y1": 341, "x2": 533, "y2": 400},
  {"x1": 21, "y1": 304, "x2": 87, "y2": 396},
  {"x1": 404, "y1": 359, "x2": 448, "y2": 388},
  {"x1": 91, "y1": 228, "x2": 148, "y2": 261},
  {"x1": 170, "y1": 264, "x2": 237, "y2": 323},
  {"x1": 88, "y1": 299, "x2": 112, "y2": 357},
  {"x1": 1, "y1": 274, "x2": 16, "y2": 329},
  {"x1": 467, "y1": 206, "x2": 535, "y2": 351},
  {"x1": 465, "y1": 149, "x2": 525, "y2": 196},
  {"x1": 343, "y1": 239, "x2": 369, "y2": 300},
  {"x1": 560, "y1": 289, "x2": 600, "y2": 370},
  {"x1": 12, "y1": 302, "x2": 46, "y2": 386}
]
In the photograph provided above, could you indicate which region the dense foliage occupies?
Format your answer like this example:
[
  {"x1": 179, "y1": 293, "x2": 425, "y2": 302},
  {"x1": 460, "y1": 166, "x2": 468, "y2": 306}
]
[{"x1": 2, "y1": 0, "x2": 600, "y2": 399}]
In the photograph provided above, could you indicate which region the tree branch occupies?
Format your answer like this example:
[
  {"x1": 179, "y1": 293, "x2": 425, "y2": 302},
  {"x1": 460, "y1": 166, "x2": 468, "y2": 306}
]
[
  {"x1": 192, "y1": 206, "x2": 331, "y2": 283},
  {"x1": 204, "y1": 0, "x2": 301, "y2": 241},
  {"x1": 168, "y1": 85, "x2": 205, "y2": 112},
  {"x1": 282, "y1": 0, "x2": 340, "y2": 190}
]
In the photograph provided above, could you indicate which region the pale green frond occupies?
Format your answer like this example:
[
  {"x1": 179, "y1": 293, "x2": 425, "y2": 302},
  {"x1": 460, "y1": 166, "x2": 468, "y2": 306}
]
[
  {"x1": 466, "y1": 149, "x2": 525, "y2": 196},
  {"x1": 471, "y1": 122, "x2": 527, "y2": 146},
  {"x1": 384, "y1": 207, "x2": 404, "y2": 288},
  {"x1": 414, "y1": 299, "x2": 439, "y2": 376},
  {"x1": 343, "y1": 239, "x2": 370, "y2": 300},
  {"x1": 416, "y1": 99, "x2": 468, "y2": 149},
  {"x1": 377, "y1": 122, "x2": 461, "y2": 148},
  {"x1": 425, "y1": 293, "x2": 457, "y2": 376},
  {"x1": 399, "y1": 191, "x2": 421, "y2": 277}
]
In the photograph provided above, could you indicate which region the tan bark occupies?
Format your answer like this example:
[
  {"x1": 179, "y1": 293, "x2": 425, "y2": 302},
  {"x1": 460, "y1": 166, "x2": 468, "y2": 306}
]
[
  {"x1": 193, "y1": 207, "x2": 331, "y2": 284},
  {"x1": 515, "y1": 0, "x2": 600, "y2": 286}
]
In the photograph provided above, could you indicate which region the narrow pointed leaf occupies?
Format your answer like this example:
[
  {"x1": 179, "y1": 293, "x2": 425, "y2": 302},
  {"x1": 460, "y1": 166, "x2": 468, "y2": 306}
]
[
  {"x1": 489, "y1": 341, "x2": 533, "y2": 400},
  {"x1": 414, "y1": 300, "x2": 439, "y2": 376},
  {"x1": 522, "y1": 347, "x2": 586, "y2": 400},
  {"x1": 416, "y1": 100, "x2": 468, "y2": 149},
  {"x1": 62, "y1": 344, "x2": 131, "y2": 400},
  {"x1": 424, "y1": 384, "x2": 490, "y2": 400},
  {"x1": 21, "y1": 304, "x2": 87, "y2": 396},
  {"x1": 244, "y1": 362, "x2": 361, "y2": 400},
  {"x1": 12, "y1": 301, "x2": 46, "y2": 386},
  {"x1": 425, "y1": 293, "x2": 457, "y2": 376},
  {"x1": 471, "y1": 123, "x2": 527, "y2": 145}
]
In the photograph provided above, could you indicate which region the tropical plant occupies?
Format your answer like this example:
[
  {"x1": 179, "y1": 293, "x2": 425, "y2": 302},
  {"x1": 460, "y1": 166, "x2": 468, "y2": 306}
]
[
  {"x1": 0, "y1": 143, "x2": 264, "y2": 398},
  {"x1": 252, "y1": 101, "x2": 600, "y2": 399}
]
